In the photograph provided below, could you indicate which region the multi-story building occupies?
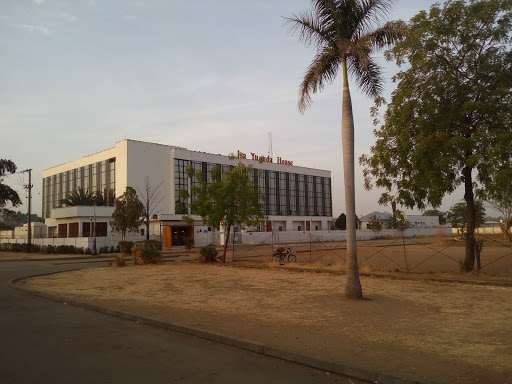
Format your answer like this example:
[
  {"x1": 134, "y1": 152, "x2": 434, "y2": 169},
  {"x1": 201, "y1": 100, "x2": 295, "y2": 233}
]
[{"x1": 42, "y1": 139, "x2": 333, "y2": 248}]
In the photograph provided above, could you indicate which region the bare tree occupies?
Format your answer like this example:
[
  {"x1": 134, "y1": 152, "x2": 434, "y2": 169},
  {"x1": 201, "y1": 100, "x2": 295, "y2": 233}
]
[
  {"x1": 487, "y1": 200, "x2": 512, "y2": 242},
  {"x1": 137, "y1": 177, "x2": 165, "y2": 240}
]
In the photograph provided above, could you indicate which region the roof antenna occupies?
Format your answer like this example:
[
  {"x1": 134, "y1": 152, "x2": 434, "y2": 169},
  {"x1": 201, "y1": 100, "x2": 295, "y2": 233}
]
[{"x1": 268, "y1": 131, "x2": 273, "y2": 160}]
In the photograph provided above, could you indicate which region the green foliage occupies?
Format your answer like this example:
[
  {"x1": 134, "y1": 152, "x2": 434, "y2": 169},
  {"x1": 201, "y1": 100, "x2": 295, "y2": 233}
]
[
  {"x1": 182, "y1": 159, "x2": 265, "y2": 262},
  {"x1": 198, "y1": 245, "x2": 218, "y2": 263},
  {"x1": 361, "y1": 0, "x2": 512, "y2": 209},
  {"x1": 59, "y1": 187, "x2": 110, "y2": 207},
  {"x1": 447, "y1": 201, "x2": 486, "y2": 231},
  {"x1": 183, "y1": 237, "x2": 194, "y2": 250},
  {"x1": 394, "y1": 210, "x2": 409, "y2": 232},
  {"x1": 368, "y1": 214, "x2": 383, "y2": 232},
  {"x1": 360, "y1": 0, "x2": 512, "y2": 271},
  {"x1": 133, "y1": 240, "x2": 162, "y2": 264},
  {"x1": 118, "y1": 241, "x2": 135, "y2": 255},
  {"x1": 335, "y1": 213, "x2": 347, "y2": 230},
  {"x1": 285, "y1": 0, "x2": 406, "y2": 111},
  {"x1": 0, "y1": 210, "x2": 43, "y2": 227},
  {"x1": 484, "y1": 165, "x2": 512, "y2": 240},
  {"x1": 0, "y1": 159, "x2": 22, "y2": 210},
  {"x1": 110, "y1": 187, "x2": 144, "y2": 241}
]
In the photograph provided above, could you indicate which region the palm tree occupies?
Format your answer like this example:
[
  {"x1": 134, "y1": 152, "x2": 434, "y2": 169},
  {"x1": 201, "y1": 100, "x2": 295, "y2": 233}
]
[
  {"x1": 59, "y1": 187, "x2": 105, "y2": 207},
  {"x1": 286, "y1": 0, "x2": 405, "y2": 299}
]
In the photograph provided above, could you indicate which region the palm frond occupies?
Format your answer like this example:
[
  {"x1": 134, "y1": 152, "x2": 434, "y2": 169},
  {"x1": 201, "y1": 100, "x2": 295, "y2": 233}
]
[
  {"x1": 353, "y1": 0, "x2": 395, "y2": 38},
  {"x1": 284, "y1": 11, "x2": 331, "y2": 48},
  {"x1": 348, "y1": 53, "x2": 383, "y2": 98},
  {"x1": 364, "y1": 20, "x2": 408, "y2": 50},
  {"x1": 298, "y1": 46, "x2": 341, "y2": 113}
]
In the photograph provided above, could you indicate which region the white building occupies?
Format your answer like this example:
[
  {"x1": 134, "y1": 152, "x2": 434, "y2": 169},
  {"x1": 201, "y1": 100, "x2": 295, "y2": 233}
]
[
  {"x1": 358, "y1": 212, "x2": 440, "y2": 230},
  {"x1": 42, "y1": 139, "x2": 333, "y2": 248},
  {"x1": 407, "y1": 215, "x2": 440, "y2": 228}
]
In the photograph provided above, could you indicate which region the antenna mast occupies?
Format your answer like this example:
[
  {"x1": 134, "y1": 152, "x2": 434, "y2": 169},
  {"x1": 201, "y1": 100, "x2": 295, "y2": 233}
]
[{"x1": 268, "y1": 131, "x2": 273, "y2": 160}]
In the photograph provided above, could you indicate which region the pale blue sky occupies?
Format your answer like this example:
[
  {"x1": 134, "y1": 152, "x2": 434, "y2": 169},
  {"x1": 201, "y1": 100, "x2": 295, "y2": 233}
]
[{"x1": 3, "y1": 0, "x2": 466, "y2": 218}]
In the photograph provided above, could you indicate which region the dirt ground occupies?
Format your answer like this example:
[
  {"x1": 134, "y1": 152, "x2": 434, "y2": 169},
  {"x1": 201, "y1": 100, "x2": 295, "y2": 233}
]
[{"x1": 20, "y1": 261, "x2": 512, "y2": 384}]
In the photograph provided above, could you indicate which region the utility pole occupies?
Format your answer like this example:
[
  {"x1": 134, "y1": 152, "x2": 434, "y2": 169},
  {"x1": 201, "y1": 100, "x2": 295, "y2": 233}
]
[{"x1": 22, "y1": 169, "x2": 33, "y2": 250}]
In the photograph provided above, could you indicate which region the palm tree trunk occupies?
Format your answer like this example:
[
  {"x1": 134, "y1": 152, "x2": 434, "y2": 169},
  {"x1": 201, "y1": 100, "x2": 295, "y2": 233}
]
[{"x1": 341, "y1": 60, "x2": 363, "y2": 300}]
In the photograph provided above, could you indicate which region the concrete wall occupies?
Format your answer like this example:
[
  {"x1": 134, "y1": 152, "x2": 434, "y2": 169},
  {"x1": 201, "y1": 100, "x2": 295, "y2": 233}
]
[
  {"x1": 243, "y1": 227, "x2": 453, "y2": 245},
  {"x1": 408, "y1": 215, "x2": 440, "y2": 228}
]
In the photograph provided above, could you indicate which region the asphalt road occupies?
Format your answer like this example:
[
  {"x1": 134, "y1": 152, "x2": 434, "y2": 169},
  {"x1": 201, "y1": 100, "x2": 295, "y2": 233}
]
[{"x1": 1, "y1": 260, "x2": 366, "y2": 384}]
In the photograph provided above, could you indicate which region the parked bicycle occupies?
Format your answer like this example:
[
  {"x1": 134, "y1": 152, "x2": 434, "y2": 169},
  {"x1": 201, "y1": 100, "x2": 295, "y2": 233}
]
[{"x1": 272, "y1": 247, "x2": 297, "y2": 263}]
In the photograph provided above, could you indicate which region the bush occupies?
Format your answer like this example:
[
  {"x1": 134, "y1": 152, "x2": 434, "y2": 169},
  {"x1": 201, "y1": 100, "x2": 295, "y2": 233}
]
[
  {"x1": 198, "y1": 245, "x2": 218, "y2": 263},
  {"x1": 183, "y1": 237, "x2": 194, "y2": 250},
  {"x1": 133, "y1": 240, "x2": 162, "y2": 265},
  {"x1": 115, "y1": 254, "x2": 126, "y2": 267},
  {"x1": 118, "y1": 241, "x2": 135, "y2": 255}
]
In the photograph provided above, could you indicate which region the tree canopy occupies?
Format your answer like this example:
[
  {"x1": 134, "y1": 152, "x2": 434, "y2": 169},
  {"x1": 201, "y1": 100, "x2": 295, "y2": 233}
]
[
  {"x1": 286, "y1": 0, "x2": 405, "y2": 300},
  {"x1": 447, "y1": 201, "x2": 486, "y2": 231},
  {"x1": 360, "y1": 0, "x2": 512, "y2": 271},
  {"x1": 335, "y1": 213, "x2": 347, "y2": 230},
  {"x1": 182, "y1": 159, "x2": 265, "y2": 263},
  {"x1": 0, "y1": 210, "x2": 43, "y2": 229},
  {"x1": 0, "y1": 159, "x2": 22, "y2": 211},
  {"x1": 110, "y1": 187, "x2": 144, "y2": 242}
]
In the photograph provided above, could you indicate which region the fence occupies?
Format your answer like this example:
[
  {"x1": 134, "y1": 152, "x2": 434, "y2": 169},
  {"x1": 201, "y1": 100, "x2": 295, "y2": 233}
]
[{"x1": 228, "y1": 229, "x2": 512, "y2": 277}]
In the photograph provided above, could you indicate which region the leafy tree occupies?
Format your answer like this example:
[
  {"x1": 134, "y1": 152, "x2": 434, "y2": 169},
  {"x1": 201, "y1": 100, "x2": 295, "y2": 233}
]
[
  {"x1": 394, "y1": 210, "x2": 409, "y2": 232},
  {"x1": 487, "y1": 197, "x2": 512, "y2": 242},
  {"x1": 367, "y1": 214, "x2": 383, "y2": 238},
  {"x1": 110, "y1": 187, "x2": 144, "y2": 241},
  {"x1": 286, "y1": 0, "x2": 405, "y2": 300},
  {"x1": 483, "y1": 159, "x2": 512, "y2": 241},
  {"x1": 182, "y1": 159, "x2": 265, "y2": 263},
  {"x1": 137, "y1": 177, "x2": 165, "y2": 240},
  {"x1": 360, "y1": 0, "x2": 512, "y2": 272},
  {"x1": 0, "y1": 159, "x2": 22, "y2": 211},
  {"x1": 422, "y1": 209, "x2": 447, "y2": 225},
  {"x1": 335, "y1": 213, "x2": 347, "y2": 230},
  {"x1": 447, "y1": 201, "x2": 486, "y2": 234},
  {"x1": 0, "y1": 210, "x2": 42, "y2": 227}
]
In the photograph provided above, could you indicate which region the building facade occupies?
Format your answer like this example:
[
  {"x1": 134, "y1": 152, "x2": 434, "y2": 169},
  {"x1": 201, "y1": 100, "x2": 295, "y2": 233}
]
[{"x1": 42, "y1": 140, "x2": 333, "y2": 248}]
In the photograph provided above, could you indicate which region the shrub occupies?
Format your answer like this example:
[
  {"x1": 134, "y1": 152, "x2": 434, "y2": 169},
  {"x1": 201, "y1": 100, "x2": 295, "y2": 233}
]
[
  {"x1": 183, "y1": 237, "x2": 194, "y2": 250},
  {"x1": 115, "y1": 254, "x2": 126, "y2": 267},
  {"x1": 133, "y1": 240, "x2": 162, "y2": 264},
  {"x1": 118, "y1": 241, "x2": 135, "y2": 255},
  {"x1": 198, "y1": 245, "x2": 218, "y2": 263}
]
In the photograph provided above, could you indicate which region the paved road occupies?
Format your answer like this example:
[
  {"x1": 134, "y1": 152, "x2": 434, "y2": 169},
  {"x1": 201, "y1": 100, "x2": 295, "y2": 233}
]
[{"x1": 1, "y1": 260, "x2": 366, "y2": 384}]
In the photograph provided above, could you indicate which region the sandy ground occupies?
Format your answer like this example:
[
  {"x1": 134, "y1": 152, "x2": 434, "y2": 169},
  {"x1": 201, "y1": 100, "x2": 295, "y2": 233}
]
[{"x1": 21, "y1": 262, "x2": 512, "y2": 384}]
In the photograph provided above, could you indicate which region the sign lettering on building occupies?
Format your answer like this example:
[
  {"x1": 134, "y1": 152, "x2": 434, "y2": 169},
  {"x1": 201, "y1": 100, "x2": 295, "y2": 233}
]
[{"x1": 237, "y1": 150, "x2": 293, "y2": 166}]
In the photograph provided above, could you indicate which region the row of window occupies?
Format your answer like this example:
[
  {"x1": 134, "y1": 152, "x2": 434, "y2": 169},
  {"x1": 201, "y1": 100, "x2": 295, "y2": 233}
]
[
  {"x1": 42, "y1": 158, "x2": 116, "y2": 218},
  {"x1": 174, "y1": 159, "x2": 333, "y2": 217}
]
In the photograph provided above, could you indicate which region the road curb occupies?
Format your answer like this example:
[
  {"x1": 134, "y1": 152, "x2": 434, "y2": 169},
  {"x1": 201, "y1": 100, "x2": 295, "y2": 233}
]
[{"x1": 9, "y1": 270, "x2": 428, "y2": 384}]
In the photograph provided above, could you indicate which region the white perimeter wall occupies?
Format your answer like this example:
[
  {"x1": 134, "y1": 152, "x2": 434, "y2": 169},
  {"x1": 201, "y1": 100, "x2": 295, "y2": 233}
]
[{"x1": 242, "y1": 227, "x2": 453, "y2": 245}]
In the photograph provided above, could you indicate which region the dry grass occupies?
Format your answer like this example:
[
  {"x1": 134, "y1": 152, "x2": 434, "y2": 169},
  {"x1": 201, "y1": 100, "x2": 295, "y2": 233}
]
[{"x1": 20, "y1": 262, "x2": 512, "y2": 383}]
